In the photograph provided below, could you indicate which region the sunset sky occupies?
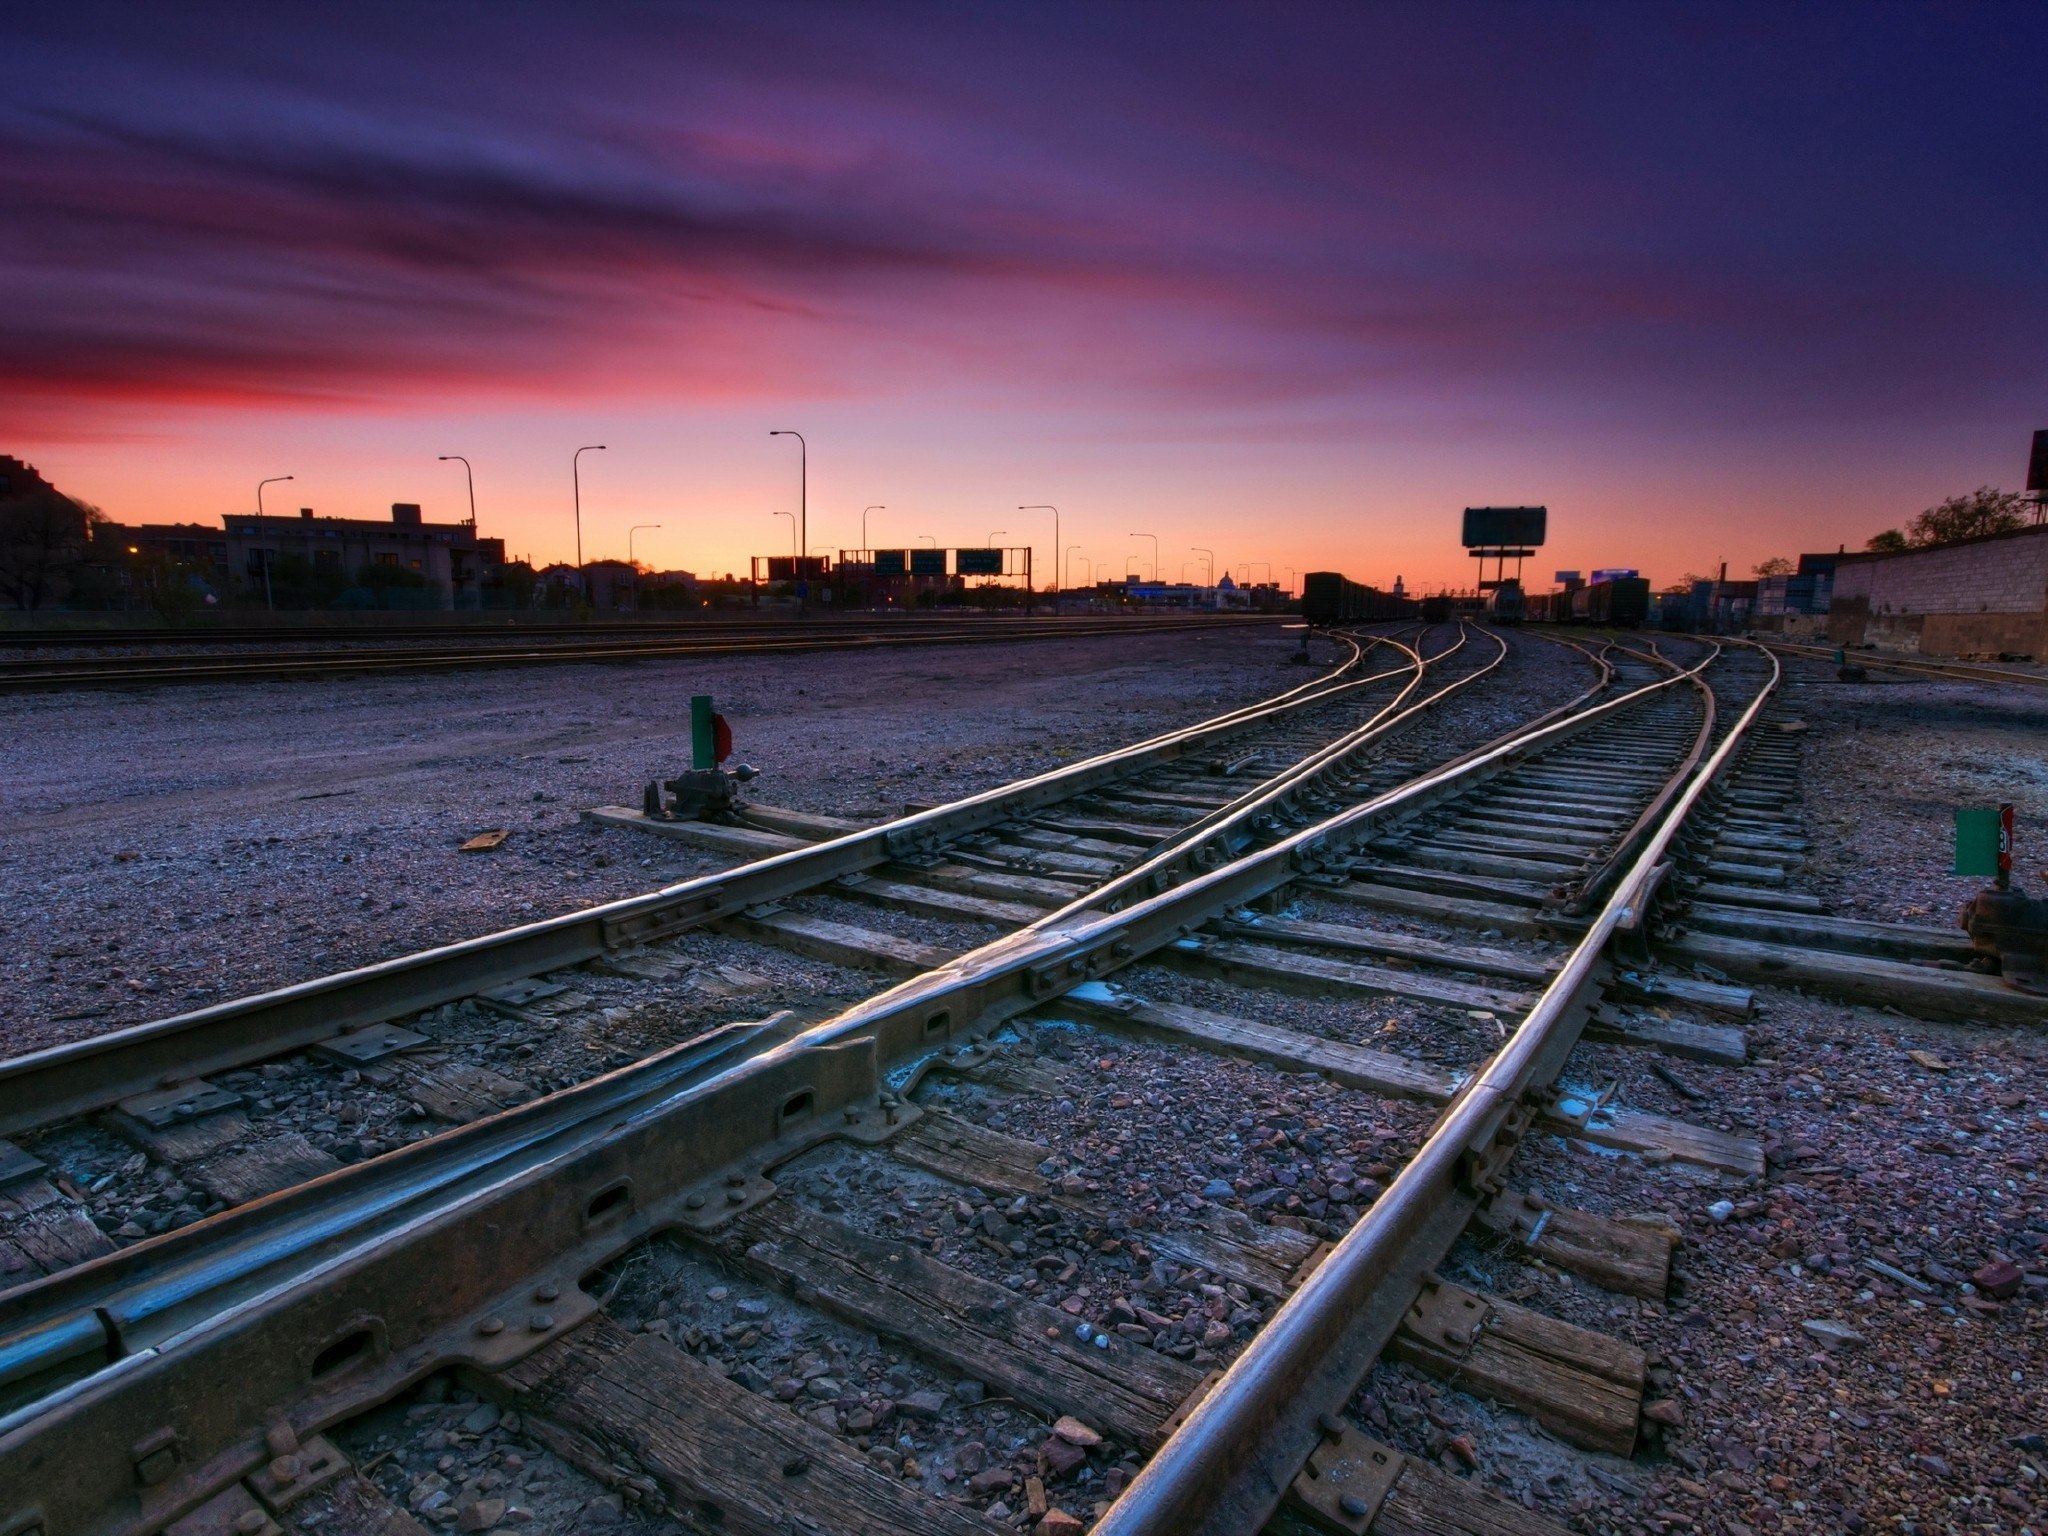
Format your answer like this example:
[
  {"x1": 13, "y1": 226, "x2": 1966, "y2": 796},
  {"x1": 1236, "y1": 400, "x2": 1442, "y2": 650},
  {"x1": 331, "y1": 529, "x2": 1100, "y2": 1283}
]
[{"x1": 5, "y1": 3, "x2": 2043, "y2": 591}]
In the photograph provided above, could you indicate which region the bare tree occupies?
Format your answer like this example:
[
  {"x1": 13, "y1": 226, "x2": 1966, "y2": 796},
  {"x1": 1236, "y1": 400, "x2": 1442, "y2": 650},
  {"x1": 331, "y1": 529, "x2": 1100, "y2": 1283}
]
[
  {"x1": 1751, "y1": 556, "x2": 1794, "y2": 577},
  {"x1": 0, "y1": 492, "x2": 93, "y2": 610}
]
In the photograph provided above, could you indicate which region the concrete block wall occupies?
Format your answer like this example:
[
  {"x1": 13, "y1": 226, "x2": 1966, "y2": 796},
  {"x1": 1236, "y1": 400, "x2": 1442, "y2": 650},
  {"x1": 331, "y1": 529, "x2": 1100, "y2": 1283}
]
[{"x1": 1829, "y1": 526, "x2": 2048, "y2": 655}]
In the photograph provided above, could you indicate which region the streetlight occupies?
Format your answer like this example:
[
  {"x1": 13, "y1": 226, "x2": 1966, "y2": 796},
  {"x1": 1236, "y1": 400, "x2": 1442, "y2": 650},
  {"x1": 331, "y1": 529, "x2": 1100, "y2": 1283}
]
[
  {"x1": 1191, "y1": 546, "x2": 1215, "y2": 587},
  {"x1": 1019, "y1": 504, "x2": 1058, "y2": 613},
  {"x1": 1066, "y1": 544, "x2": 1088, "y2": 589},
  {"x1": 862, "y1": 505, "x2": 885, "y2": 556},
  {"x1": 769, "y1": 430, "x2": 807, "y2": 615},
  {"x1": 253, "y1": 476, "x2": 292, "y2": 610},
  {"x1": 629, "y1": 524, "x2": 661, "y2": 566},
  {"x1": 917, "y1": 534, "x2": 936, "y2": 546},
  {"x1": 987, "y1": 530, "x2": 1006, "y2": 545},
  {"x1": 573, "y1": 445, "x2": 606, "y2": 597},
  {"x1": 773, "y1": 510, "x2": 797, "y2": 558},
  {"x1": 437, "y1": 456, "x2": 476, "y2": 526},
  {"x1": 1128, "y1": 531, "x2": 1159, "y2": 582}
]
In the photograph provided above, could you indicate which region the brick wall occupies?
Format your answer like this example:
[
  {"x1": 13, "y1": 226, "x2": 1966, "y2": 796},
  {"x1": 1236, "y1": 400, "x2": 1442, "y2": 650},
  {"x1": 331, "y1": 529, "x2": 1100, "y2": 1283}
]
[{"x1": 1828, "y1": 526, "x2": 2048, "y2": 655}]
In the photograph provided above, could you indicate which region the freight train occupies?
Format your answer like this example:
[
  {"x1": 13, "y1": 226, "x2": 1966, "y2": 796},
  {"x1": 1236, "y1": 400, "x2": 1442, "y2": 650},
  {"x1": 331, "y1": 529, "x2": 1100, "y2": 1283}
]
[
  {"x1": 1523, "y1": 575, "x2": 1651, "y2": 628},
  {"x1": 1300, "y1": 571, "x2": 1419, "y2": 626}
]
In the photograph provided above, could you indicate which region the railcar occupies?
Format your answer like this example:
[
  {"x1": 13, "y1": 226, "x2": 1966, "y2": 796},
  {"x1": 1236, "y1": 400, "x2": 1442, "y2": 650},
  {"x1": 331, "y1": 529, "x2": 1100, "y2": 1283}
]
[
  {"x1": 1486, "y1": 580, "x2": 1525, "y2": 625},
  {"x1": 1300, "y1": 571, "x2": 1417, "y2": 626}
]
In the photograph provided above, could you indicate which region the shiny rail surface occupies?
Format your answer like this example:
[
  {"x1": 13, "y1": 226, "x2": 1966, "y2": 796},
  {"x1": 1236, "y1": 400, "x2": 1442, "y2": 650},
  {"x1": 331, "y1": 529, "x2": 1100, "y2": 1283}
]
[
  {"x1": 0, "y1": 627, "x2": 1394, "y2": 1136},
  {"x1": 0, "y1": 629, "x2": 1724, "y2": 1536}
]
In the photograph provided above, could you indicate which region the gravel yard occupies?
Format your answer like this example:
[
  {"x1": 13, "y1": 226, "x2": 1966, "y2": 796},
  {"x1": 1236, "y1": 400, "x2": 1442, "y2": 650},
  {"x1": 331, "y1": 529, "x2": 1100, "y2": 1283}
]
[
  {"x1": 0, "y1": 624, "x2": 1308, "y2": 1055},
  {"x1": 1788, "y1": 666, "x2": 2048, "y2": 924}
]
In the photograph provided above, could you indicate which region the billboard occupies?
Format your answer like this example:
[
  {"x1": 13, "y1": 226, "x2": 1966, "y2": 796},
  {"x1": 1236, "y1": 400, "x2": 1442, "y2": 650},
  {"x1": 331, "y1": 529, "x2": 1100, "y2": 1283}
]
[
  {"x1": 956, "y1": 547, "x2": 1004, "y2": 575},
  {"x1": 1461, "y1": 506, "x2": 1547, "y2": 548},
  {"x1": 765, "y1": 556, "x2": 829, "y2": 581},
  {"x1": 1591, "y1": 567, "x2": 1639, "y2": 582},
  {"x1": 910, "y1": 548, "x2": 947, "y2": 576},
  {"x1": 872, "y1": 549, "x2": 908, "y2": 576},
  {"x1": 2029, "y1": 429, "x2": 2048, "y2": 494},
  {"x1": 1553, "y1": 570, "x2": 1581, "y2": 583}
]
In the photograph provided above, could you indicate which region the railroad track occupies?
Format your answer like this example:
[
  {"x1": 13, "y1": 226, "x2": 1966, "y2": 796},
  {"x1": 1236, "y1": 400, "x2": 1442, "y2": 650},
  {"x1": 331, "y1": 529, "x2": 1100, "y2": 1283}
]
[
  {"x1": 1762, "y1": 637, "x2": 2048, "y2": 689},
  {"x1": 0, "y1": 620, "x2": 1554, "y2": 1320},
  {"x1": 0, "y1": 614, "x2": 1267, "y2": 690},
  {"x1": 0, "y1": 627, "x2": 1811, "y2": 1536}
]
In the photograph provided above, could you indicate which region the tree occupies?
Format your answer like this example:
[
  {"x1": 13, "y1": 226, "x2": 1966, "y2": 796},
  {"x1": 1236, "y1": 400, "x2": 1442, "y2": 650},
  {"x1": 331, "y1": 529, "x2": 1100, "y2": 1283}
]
[
  {"x1": 1907, "y1": 486, "x2": 2029, "y2": 546},
  {"x1": 0, "y1": 492, "x2": 94, "y2": 610},
  {"x1": 1751, "y1": 556, "x2": 1794, "y2": 577},
  {"x1": 1865, "y1": 529, "x2": 1908, "y2": 554}
]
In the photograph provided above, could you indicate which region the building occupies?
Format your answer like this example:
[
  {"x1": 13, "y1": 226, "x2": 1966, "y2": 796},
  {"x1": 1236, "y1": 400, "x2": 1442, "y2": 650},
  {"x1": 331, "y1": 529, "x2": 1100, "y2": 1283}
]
[
  {"x1": 581, "y1": 559, "x2": 637, "y2": 610},
  {"x1": 1828, "y1": 524, "x2": 2048, "y2": 658},
  {"x1": 0, "y1": 455, "x2": 61, "y2": 502},
  {"x1": 1752, "y1": 553, "x2": 1841, "y2": 637},
  {"x1": 224, "y1": 503, "x2": 506, "y2": 610}
]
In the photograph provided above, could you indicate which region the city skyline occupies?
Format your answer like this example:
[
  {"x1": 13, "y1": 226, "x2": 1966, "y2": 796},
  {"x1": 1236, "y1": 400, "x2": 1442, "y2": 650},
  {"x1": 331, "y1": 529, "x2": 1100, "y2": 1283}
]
[{"x1": 5, "y1": 3, "x2": 2042, "y2": 590}]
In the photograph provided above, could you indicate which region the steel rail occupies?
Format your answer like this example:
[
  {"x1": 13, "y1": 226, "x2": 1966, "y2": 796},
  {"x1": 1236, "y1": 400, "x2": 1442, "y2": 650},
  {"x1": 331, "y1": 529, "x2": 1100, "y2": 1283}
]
[
  {"x1": 0, "y1": 630, "x2": 1402, "y2": 1136},
  {"x1": 1565, "y1": 638, "x2": 1725, "y2": 909},
  {"x1": 0, "y1": 614, "x2": 1256, "y2": 671},
  {"x1": 1762, "y1": 637, "x2": 2048, "y2": 689},
  {"x1": 0, "y1": 614, "x2": 1270, "y2": 650},
  {"x1": 0, "y1": 629, "x2": 1459, "y2": 1412},
  {"x1": 1090, "y1": 642, "x2": 1778, "y2": 1536},
  {"x1": 0, "y1": 615, "x2": 1270, "y2": 690},
  {"x1": 0, "y1": 633, "x2": 1687, "y2": 1536}
]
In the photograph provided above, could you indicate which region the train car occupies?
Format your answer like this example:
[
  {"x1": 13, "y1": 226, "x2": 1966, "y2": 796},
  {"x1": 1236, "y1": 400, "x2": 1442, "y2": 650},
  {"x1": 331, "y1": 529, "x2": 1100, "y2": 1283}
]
[
  {"x1": 1524, "y1": 590, "x2": 1560, "y2": 623},
  {"x1": 1486, "y1": 580, "x2": 1525, "y2": 625},
  {"x1": 1569, "y1": 576, "x2": 1651, "y2": 628},
  {"x1": 1301, "y1": 571, "x2": 1418, "y2": 626}
]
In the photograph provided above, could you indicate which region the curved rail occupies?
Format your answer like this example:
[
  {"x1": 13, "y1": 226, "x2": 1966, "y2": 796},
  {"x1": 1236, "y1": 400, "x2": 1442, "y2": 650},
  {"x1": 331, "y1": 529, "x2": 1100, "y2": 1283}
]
[
  {"x1": 1091, "y1": 642, "x2": 1778, "y2": 1536},
  {"x1": 0, "y1": 630, "x2": 1402, "y2": 1135}
]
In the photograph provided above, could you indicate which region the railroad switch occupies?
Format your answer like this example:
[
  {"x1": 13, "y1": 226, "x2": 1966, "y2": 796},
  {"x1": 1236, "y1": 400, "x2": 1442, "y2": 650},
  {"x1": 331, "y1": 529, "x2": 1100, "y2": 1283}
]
[{"x1": 641, "y1": 692, "x2": 759, "y2": 822}]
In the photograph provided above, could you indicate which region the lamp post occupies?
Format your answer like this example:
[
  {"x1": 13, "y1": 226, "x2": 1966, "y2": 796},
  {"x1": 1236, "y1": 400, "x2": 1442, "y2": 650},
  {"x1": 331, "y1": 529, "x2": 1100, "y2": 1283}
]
[
  {"x1": 1018, "y1": 504, "x2": 1058, "y2": 613},
  {"x1": 573, "y1": 445, "x2": 606, "y2": 600},
  {"x1": 769, "y1": 430, "x2": 807, "y2": 615},
  {"x1": 1128, "y1": 531, "x2": 1159, "y2": 582},
  {"x1": 256, "y1": 475, "x2": 292, "y2": 519},
  {"x1": 253, "y1": 476, "x2": 292, "y2": 610},
  {"x1": 917, "y1": 534, "x2": 936, "y2": 546},
  {"x1": 1066, "y1": 545, "x2": 1087, "y2": 590},
  {"x1": 437, "y1": 456, "x2": 476, "y2": 526},
  {"x1": 773, "y1": 510, "x2": 797, "y2": 558},
  {"x1": 862, "y1": 505, "x2": 885, "y2": 557},
  {"x1": 629, "y1": 524, "x2": 661, "y2": 566},
  {"x1": 1191, "y1": 546, "x2": 1214, "y2": 589}
]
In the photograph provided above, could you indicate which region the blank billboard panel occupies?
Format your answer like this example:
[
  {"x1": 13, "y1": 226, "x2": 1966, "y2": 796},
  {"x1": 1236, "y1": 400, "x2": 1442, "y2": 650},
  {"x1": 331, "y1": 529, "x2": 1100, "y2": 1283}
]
[{"x1": 1461, "y1": 506, "x2": 1548, "y2": 548}]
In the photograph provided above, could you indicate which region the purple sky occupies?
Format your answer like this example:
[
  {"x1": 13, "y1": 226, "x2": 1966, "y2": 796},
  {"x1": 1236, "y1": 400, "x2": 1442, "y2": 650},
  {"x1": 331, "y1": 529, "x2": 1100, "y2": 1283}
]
[{"x1": 4, "y1": 2, "x2": 2043, "y2": 587}]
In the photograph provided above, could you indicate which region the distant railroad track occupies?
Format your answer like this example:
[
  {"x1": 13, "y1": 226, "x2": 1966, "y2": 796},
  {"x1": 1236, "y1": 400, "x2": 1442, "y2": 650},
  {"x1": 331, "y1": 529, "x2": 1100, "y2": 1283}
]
[
  {"x1": 0, "y1": 614, "x2": 1270, "y2": 690},
  {"x1": 5, "y1": 629, "x2": 2030, "y2": 1536},
  {"x1": 1763, "y1": 637, "x2": 2048, "y2": 689}
]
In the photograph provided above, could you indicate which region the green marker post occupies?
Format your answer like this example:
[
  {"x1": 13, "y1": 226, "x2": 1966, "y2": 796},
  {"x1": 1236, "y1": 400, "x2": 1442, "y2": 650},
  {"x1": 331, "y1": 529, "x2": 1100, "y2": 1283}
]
[{"x1": 691, "y1": 695, "x2": 717, "y2": 773}]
